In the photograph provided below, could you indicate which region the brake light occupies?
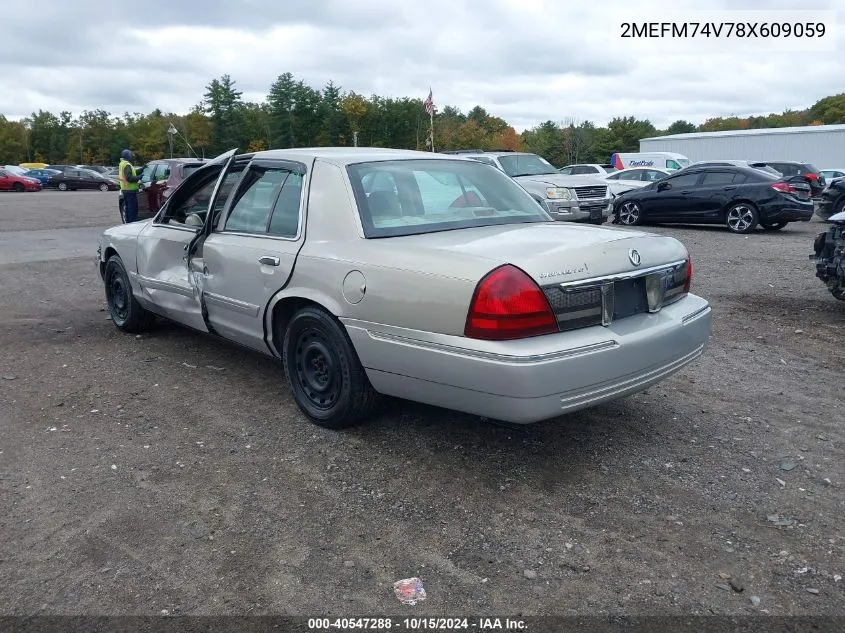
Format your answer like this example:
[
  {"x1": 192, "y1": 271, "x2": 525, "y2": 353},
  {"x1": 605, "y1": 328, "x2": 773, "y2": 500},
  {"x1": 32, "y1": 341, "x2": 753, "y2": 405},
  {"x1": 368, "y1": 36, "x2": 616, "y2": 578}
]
[
  {"x1": 805, "y1": 173, "x2": 819, "y2": 181},
  {"x1": 683, "y1": 256, "x2": 693, "y2": 293},
  {"x1": 464, "y1": 264, "x2": 558, "y2": 340},
  {"x1": 771, "y1": 182, "x2": 797, "y2": 194}
]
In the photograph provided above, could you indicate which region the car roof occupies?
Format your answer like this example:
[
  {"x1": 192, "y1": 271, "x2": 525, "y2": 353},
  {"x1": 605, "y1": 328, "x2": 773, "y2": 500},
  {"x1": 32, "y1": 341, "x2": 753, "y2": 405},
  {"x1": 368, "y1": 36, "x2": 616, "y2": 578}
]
[
  {"x1": 680, "y1": 165, "x2": 779, "y2": 178},
  {"x1": 248, "y1": 147, "x2": 485, "y2": 166}
]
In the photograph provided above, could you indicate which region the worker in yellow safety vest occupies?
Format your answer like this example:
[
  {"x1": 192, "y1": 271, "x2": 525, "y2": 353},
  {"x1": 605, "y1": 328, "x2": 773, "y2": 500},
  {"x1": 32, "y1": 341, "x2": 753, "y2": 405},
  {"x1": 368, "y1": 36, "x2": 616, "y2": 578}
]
[{"x1": 118, "y1": 149, "x2": 141, "y2": 222}]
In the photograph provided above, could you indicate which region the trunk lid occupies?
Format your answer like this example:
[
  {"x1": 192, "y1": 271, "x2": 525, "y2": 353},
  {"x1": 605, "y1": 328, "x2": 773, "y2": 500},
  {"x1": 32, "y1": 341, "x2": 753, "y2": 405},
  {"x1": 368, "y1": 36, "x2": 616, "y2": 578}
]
[{"x1": 388, "y1": 222, "x2": 688, "y2": 285}]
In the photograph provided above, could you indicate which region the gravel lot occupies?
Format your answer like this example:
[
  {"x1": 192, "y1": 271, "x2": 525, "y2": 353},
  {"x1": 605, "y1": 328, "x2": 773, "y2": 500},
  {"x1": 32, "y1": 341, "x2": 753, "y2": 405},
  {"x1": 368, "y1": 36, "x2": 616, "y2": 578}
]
[{"x1": 0, "y1": 190, "x2": 843, "y2": 617}]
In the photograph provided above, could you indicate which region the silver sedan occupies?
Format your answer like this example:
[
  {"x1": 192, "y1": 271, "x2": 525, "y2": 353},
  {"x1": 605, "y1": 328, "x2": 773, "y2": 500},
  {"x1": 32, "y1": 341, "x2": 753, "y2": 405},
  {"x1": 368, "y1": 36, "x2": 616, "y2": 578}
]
[{"x1": 97, "y1": 148, "x2": 712, "y2": 428}]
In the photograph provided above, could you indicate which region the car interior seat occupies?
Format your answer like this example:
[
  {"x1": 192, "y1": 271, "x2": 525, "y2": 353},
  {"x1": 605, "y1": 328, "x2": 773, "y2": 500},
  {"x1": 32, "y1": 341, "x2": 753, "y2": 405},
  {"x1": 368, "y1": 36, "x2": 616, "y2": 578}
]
[{"x1": 367, "y1": 190, "x2": 402, "y2": 221}]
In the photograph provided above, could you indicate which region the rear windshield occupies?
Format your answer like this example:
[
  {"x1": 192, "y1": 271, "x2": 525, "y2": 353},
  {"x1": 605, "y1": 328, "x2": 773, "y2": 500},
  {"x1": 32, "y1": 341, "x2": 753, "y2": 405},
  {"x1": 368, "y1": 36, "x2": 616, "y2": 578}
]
[{"x1": 347, "y1": 159, "x2": 551, "y2": 238}]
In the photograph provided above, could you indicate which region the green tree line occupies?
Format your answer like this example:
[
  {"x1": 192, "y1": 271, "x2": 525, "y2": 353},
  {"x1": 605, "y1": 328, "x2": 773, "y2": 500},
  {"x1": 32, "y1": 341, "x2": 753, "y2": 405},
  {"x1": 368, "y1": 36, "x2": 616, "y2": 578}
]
[{"x1": 1, "y1": 73, "x2": 843, "y2": 168}]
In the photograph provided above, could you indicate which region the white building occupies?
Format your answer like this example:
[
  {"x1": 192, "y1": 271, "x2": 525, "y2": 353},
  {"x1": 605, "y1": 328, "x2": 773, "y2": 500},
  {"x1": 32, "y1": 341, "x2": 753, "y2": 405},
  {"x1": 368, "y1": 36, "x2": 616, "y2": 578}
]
[{"x1": 639, "y1": 124, "x2": 845, "y2": 168}]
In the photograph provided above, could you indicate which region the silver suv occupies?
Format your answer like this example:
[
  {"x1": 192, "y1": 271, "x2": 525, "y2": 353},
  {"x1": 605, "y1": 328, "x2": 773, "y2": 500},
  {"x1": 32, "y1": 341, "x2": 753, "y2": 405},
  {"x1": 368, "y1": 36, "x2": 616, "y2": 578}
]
[{"x1": 449, "y1": 151, "x2": 612, "y2": 224}]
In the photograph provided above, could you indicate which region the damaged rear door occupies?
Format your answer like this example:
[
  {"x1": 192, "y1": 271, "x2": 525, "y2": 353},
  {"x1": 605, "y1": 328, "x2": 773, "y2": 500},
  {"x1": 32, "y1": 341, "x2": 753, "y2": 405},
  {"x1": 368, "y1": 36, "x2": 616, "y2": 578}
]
[
  {"x1": 134, "y1": 149, "x2": 238, "y2": 332},
  {"x1": 197, "y1": 158, "x2": 309, "y2": 352}
]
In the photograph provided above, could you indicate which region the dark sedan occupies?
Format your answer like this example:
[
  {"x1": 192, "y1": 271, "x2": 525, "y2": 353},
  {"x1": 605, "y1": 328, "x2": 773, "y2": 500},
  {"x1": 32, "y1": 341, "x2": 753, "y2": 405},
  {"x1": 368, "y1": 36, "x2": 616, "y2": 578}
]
[
  {"x1": 612, "y1": 165, "x2": 814, "y2": 233},
  {"x1": 817, "y1": 178, "x2": 845, "y2": 221},
  {"x1": 24, "y1": 168, "x2": 61, "y2": 185},
  {"x1": 47, "y1": 168, "x2": 119, "y2": 192}
]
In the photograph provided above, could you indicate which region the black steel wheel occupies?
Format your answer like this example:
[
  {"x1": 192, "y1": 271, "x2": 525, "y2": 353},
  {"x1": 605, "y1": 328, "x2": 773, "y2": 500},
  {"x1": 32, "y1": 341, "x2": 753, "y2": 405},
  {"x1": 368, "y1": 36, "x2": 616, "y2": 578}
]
[
  {"x1": 283, "y1": 306, "x2": 379, "y2": 429},
  {"x1": 12, "y1": 182, "x2": 24, "y2": 192},
  {"x1": 104, "y1": 255, "x2": 154, "y2": 333}
]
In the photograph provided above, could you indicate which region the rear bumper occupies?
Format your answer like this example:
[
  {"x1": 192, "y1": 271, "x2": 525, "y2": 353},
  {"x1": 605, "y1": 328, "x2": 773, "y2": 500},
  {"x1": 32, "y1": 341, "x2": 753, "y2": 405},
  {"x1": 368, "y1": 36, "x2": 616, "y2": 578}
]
[
  {"x1": 344, "y1": 294, "x2": 712, "y2": 424},
  {"x1": 762, "y1": 201, "x2": 814, "y2": 222}
]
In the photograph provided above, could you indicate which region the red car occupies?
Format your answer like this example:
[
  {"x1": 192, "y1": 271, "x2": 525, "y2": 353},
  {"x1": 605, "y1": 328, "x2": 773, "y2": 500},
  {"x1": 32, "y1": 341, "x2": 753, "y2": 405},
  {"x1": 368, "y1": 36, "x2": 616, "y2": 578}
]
[{"x1": 0, "y1": 168, "x2": 42, "y2": 192}]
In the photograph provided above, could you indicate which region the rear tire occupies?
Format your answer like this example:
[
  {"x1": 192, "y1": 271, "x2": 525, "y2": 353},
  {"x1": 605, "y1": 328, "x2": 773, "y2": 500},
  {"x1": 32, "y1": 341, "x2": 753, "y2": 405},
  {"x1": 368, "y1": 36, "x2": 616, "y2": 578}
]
[
  {"x1": 283, "y1": 306, "x2": 380, "y2": 429},
  {"x1": 104, "y1": 255, "x2": 154, "y2": 333},
  {"x1": 12, "y1": 183, "x2": 24, "y2": 192},
  {"x1": 725, "y1": 202, "x2": 758, "y2": 234}
]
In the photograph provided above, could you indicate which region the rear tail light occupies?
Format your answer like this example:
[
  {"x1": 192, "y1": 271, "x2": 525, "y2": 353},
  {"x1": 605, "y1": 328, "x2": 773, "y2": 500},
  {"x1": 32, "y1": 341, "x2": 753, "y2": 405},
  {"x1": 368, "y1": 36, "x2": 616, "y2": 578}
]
[
  {"x1": 683, "y1": 255, "x2": 693, "y2": 293},
  {"x1": 464, "y1": 264, "x2": 558, "y2": 340},
  {"x1": 771, "y1": 182, "x2": 798, "y2": 194},
  {"x1": 805, "y1": 173, "x2": 819, "y2": 181}
]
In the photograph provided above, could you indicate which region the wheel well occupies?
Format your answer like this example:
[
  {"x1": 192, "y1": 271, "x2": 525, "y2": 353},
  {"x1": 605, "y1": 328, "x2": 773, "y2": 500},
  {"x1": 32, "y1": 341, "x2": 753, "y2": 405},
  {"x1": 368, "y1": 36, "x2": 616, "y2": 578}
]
[
  {"x1": 722, "y1": 199, "x2": 757, "y2": 216},
  {"x1": 271, "y1": 297, "x2": 329, "y2": 351},
  {"x1": 100, "y1": 247, "x2": 118, "y2": 277}
]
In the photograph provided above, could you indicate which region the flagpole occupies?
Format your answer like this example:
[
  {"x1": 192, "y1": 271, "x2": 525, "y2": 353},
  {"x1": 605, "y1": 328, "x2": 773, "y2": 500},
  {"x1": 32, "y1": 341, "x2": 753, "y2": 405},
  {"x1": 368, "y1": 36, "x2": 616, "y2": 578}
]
[{"x1": 429, "y1": 110, "x2": 435, "y2": 152}]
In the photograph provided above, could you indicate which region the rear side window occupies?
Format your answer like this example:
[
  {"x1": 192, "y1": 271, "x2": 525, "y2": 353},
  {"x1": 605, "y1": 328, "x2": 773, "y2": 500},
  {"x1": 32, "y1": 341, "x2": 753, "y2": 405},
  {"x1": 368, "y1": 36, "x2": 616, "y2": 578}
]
[
  {"x1": 268, "y1": 172, "x2": 303, "y2": 238},
  {"x1": 225, "y1": 167, "x2": 288, "y2": 233},
  {"x1": 181, "y1": 164, "x2": 205, "y2": 178},
  {"x1": 701, "y1": 171, "x2": 736, "y2": 186},
  {"x1": 224, "y1": 164, "x2": 304, "y2": 237}
]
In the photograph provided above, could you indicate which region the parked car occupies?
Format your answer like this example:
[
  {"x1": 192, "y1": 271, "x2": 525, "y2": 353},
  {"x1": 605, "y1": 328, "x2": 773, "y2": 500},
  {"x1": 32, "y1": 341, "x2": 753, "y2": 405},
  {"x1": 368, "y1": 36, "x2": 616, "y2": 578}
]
[
  {"x1": 685, "y1": 160, "x2": 782, "y2": 177},
  {"x1": 119, "y1": 157, "x2": 207, "y2": 222},
  {"x1": 96, "y1": 147, "x2": 712, "y2": 429},
  {"x1": 820, "y1": 168, "x2": 845, "y2": 183},
  {"x1": 557, "y1": 163, "x2": 617, "y2": 176},
  {"x1": 4, "y1": 165, "x2": 30, "y2": 177},
  {"x1": 817, "y1": 176, "x2": 845, "y2": 221},
  {"x1": 0, "y1": 168, "x2": 42, "y2": 192},
  {"x1": 603, "y1": 167, "x2": 672, "y2": 196},
  {"x1": 765, "y1": 161, "x2": 826, "y2": 197},
  {"x1": 76, "y1": 164, "x2": 111, "y2": 175},
  {"x1": 24, "y1": 168, "x2": 61, "y2": 185},
  {"x1": 47, "y1": 167, "x2": 119, "y2": 191},
  {"x1": 449, "y1": 150, "x2": 612, "y2": 224},
  {"x1": 612, "y1": 165, "x2": 813, "y2": 233}
]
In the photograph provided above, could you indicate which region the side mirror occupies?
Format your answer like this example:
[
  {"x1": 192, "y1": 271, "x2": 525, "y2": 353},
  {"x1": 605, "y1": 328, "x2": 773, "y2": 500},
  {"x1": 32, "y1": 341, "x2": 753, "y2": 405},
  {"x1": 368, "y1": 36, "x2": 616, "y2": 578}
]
[{"x1": 657, "y1": 181, "x2": 671, "y2": 191}]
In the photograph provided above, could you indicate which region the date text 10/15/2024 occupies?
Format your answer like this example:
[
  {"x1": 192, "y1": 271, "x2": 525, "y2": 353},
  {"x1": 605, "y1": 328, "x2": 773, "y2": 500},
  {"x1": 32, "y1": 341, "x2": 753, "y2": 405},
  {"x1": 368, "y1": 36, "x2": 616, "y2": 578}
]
[{"x1": 307, "y1": 617, "x2": 527, "y2": 630}]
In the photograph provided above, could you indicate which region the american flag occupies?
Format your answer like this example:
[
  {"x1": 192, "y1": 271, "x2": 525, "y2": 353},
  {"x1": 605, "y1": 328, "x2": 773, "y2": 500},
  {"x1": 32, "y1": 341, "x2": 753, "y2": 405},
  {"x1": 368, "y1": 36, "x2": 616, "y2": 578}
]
[{"x1": 423, "y1": 88, "x2": 434, "y2": 116}]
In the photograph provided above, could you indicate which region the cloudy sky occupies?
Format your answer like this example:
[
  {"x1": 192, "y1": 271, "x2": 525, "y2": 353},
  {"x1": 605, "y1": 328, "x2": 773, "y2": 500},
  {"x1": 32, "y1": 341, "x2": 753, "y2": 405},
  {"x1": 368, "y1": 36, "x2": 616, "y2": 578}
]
[{"x1": 1, "y1": 0, "x2": 841, "y2": 131}]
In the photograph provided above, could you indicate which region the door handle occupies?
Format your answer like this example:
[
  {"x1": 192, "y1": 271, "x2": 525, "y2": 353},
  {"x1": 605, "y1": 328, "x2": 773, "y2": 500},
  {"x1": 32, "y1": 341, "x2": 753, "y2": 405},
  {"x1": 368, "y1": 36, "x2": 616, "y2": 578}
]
[
  {"x1": 723, "y1": 186, "x2": 737, "y2": 191},
  {"x1": 259, "y1": 256, "x2": 280, "y2": 266}
]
